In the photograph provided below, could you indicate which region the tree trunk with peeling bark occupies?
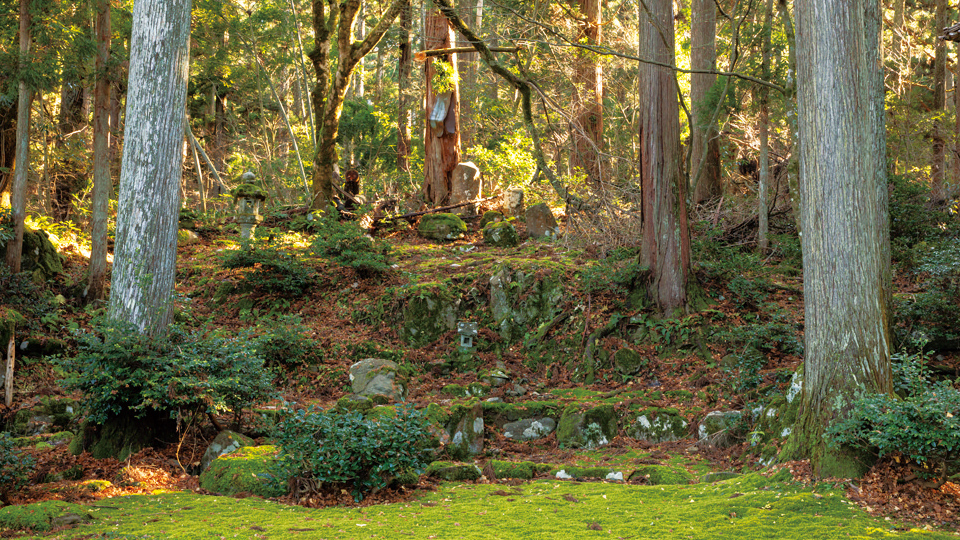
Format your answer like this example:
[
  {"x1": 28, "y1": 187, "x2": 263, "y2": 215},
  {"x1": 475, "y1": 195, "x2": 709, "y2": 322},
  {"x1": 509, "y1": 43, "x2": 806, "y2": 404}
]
[
  {"x1": 108, "y1": 0, "x2": 192, "y2": 336},
  {"x1": 781, "y1": 0, "x2": 892, "y2": 478},
  {"x1": 569, "y1": 0, "x2": 603, "y2": 184},
  {"x1": 422, "y1": 10, "x2": 462, "y2": 206},
  {"x1": 638, "y1": 0, "x2": 693, "y2": 316},
  {"x1": 690, "y1": 0, "x2": 721, "y2": 203}
]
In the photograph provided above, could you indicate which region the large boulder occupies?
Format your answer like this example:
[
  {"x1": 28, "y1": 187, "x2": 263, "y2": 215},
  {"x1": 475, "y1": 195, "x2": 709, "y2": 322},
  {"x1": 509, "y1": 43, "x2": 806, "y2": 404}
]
[
  {"x1": 503, "y1": 417, "x2": 556, "y2": 441},
  {"x1": 418, "y1": 213, "x2": 467, "y2": 241},
  {"x1": 198, "y1": 445, "x2": 286, "y2": 498},
  {"x1": 450, "y1": 162, "x2": 482, "y2": 215},
  {"x1": 482, "y1": 221, "x2": 520, "y2": 247},
  {"x1": 525, "y1": 203, "x2": 559, "y2": 239},
  {"x1": 446, "y1": 404, "x2": 484, "y2": 460},
  {"x1": 401, "y1": 284, "x2": 459, "y2": 345},
  {"x1": 200, "y1": 430, "x2": 255, "y2": 472},
  {"x1": 1, "y1": 228, "x2": 64, "y2": 281},
  {"x1": 556, "y1": 404, "x2": 617, "y2": 449},
  {"x1": 349, "y1": 358, "x2": 406, "y2": 401},
  {"x1": 625, "y1": 409, "x2": 689, "y2": 443}
]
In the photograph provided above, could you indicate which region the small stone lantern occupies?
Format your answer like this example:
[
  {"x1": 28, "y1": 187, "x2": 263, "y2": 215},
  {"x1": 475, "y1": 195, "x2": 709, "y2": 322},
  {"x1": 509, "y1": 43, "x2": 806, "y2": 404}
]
[
  {"x1": 231, "y1": 172, "x2": 267, "y2": 244},
  {"x1": 458, "y1": 321, "x2": 478, "y2": 349}
]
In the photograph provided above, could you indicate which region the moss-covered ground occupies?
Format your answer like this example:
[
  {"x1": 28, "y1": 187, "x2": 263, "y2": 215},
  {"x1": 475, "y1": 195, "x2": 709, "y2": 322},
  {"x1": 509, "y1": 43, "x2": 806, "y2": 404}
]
[{"x1": 5, "y1": 472, "x2": 949, "y2": 539}]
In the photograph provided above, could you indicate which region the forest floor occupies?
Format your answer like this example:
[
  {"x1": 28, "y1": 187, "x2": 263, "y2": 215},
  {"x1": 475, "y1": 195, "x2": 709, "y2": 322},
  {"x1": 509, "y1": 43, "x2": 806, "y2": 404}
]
[{"x1": 2, "y1": 204, "x2": 960, "y2": 538}]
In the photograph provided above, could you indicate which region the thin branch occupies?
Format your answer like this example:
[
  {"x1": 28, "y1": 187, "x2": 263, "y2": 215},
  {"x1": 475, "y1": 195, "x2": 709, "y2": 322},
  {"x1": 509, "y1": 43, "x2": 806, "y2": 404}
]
[{"x1": 415, "y1": 46, "x2": 520, "y2": 60}]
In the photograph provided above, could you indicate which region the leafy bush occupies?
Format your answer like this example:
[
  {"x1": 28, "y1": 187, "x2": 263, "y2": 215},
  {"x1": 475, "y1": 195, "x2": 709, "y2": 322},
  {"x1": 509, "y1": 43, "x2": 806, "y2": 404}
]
[
  {"x1": 309, "y1": 212, "x2": 391, "y2": 275},
  {"x1": 274, "y1": 406, "x2": 434, "y2": 501},
  {"x1": 0, "y1": 432, "x2": 35, "y2": 503},
  {"x1": 221, "y1": 247, "x2": 314, "y2": 296},
  {"x1": 889, "y1": 174, "x2": 939, "y2": 257},
  {"x1": 826, "y1": 376, "x2": 960, "y2": 487},
  {"x1": 255, "y1": 316, "x2": 323, "y2": 368},
  {"x1": 57, "y1": 323, "x2": 278, "y2": 428},
  {"x1": 893, "y1": 240, "x2": 960, "y2": 347},
  {"x1": 466, "y1": 130, "x2": 537, "y2": 190},
  {"x1": 714, "y1": 319, "x2": 803, "y2": 391},
  {"x1": 727, "y1": 276, "x2": 771, "y2": 309},
  {"x1": 0, "y1": 264, "x2": 52, "y2": 337}
]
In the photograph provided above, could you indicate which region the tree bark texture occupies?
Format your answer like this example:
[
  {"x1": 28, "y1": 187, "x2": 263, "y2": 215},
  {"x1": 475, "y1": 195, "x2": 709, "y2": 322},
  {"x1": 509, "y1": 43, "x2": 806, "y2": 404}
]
[
  {"x1": 108, "y1": 0, "x2": 192, "y2": 335},
  {"x1": 310, "y1": 0, "x2": 406, "y2": 210},
  {"x1": 758, "y1": 0, "x2": 773, "y2": 253},
  {"x1": 689, "y1": 0, "x2": 721, "y2": 203},
  {"x1": 785, "y1": 0, "x2": 892, "y2": 477},
  {"x1": 932, "y1": 0, "x2": 947, "y2": 203},
  {"x1": 87, "y1": 0, "x2": 112, "y2": 304},
  {"x1": 638, "y1": 0, "x2": 692, "y2": 315},
  {"x1": 569, "y1": 0, "x2": 603, "y2": 184},
  {"x1": 397, "y1": 0, "x2": 413, "y2": 172},
  {"x1": 423, "y1": 9, "x2": 462, "y2": 206},
  {"x1": 5, "y1": 0, "x2": 32, "y2": 273}
]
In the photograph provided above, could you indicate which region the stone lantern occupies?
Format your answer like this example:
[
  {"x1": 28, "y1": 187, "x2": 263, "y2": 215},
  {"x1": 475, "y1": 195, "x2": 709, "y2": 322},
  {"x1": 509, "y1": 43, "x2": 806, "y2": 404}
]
[{"x1": 231, "y1": 172, "x2": 267, "y2": 244}]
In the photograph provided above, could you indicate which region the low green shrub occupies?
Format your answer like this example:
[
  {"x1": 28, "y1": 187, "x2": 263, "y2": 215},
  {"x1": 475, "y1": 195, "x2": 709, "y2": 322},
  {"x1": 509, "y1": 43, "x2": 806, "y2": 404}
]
[
  {"x1": 220, "y1": 247, "x2": 314, "y2": 296},
  {"x1": 255, "y1": 315, "x2": 323, "y2": 368},
  {"x1": 309, "y1": 212, "x2": 391, "y2": 275},
  {"x1": 827, "y1": 351, "x2": 960, "y2": 487},
  {"x1": 0, "y1": 431, "x2": 35, "y2": 503},
  {"x1": 57, "y1": 323, "x2": 278, "y2": 429},
  {"x1": 274, "y1": 406, "x2": 433, "y2": 501},
  {"x1": 893, "y1": 240, "x2": 960, "y2": 348}
]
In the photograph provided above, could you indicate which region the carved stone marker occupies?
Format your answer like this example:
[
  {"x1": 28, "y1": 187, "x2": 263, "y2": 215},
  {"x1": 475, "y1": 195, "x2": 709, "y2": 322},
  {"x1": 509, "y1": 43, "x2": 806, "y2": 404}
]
[{"x1": 450, "y1": 162, "x2": 482, "y2": 215}]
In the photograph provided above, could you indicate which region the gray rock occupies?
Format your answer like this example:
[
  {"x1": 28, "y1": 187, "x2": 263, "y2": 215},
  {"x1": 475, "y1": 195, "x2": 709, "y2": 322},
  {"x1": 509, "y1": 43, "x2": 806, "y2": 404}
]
[
  {"x1": 418, "y1": 213, "x2": 467, "y2": 241},
  {"x1": 504, "y1": 188, "x2": 524, "y2": 218},
  {"x1": 450, "y1": 162, "x2": 482, "y2": 215},
  {"x1": 447, "y1": 404, "x2": 484, "y2": 459},
  {"x1": 503, "y1": 418, "x2": 556, "y2": 441},
  {"x1": 482, "y1": 221, "x2": 520, "y2": 247},
  {"x1": 349, "y1": 358, "x2": 405, "y2": 401},
  {"x1": 525, "y1": 203, "x2": 559, "y2": 239},
  {"x1": 697, "y1": 411, "x2": 743, "y2": 449},
  {"x1": 626, "y1": 412, "x2": 689, "y2": 443},
  {"x1": 201, "y1": 430, "x2": 255, "y2": 472}
]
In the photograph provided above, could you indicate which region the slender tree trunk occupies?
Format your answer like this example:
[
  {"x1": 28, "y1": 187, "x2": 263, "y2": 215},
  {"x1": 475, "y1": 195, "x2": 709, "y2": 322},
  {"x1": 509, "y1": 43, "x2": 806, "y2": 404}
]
[
  {"x1": 690, "y1": 0, "x2": 721, "y2": 203},
  {"x1": 52, "y1": 82, "x2": 87, "y2": 223},
  {"x1": 397, "y1": 0, "x2": 413, "y2": 172},
  {"x1": 893, "y1": 0, "x2": 906, "y2": 96},
  {"x1": 777, "y1": 0, "x2": 801, "y2": 232},
  {"x1": 782, "y1": 0, "x2": 891, "y2": 477},
  {"x1": 758, "y1": 0, "x2": 773, "y2": 253},
  {"x1": 638, "y1": 0, "x2": 692, "y2": 315},
  {"x1": 955, "y1": 57, "x2": 960, "y2": 188},
  {"x1": 5, "y1": 0, "x2": 32, "y2": 273},
  {"x1": 422, "y1": 9, "x2": 462, "y2": 206},
  {"x1": 86, "y1": 0, "x2": 112, "y2": 304},
  {"x1": 932, "y1": 0, "x2": 947, "y2": 203},
  {"x1": 569, "y1": 0, "x2": 603, "y2": 184},
  {"x1": 109, "y1": 0, "x2": 193, "y2": 336},
  {"x1": 0, "y1": 100, "x2": 15, "y2": 209}
]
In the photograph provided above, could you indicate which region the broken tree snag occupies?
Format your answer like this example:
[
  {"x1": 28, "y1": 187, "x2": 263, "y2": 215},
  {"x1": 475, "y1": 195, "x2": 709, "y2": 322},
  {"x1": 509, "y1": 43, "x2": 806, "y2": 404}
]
[
  {"x1": 5, "y1": 325, "x2": 14, "y2": 407},
  {"x1": 414, "y1": 46, "x2": 520, "y2": 61},
  {"x1": 422, "y1": 9, "x2": 462, "y2": 206}
]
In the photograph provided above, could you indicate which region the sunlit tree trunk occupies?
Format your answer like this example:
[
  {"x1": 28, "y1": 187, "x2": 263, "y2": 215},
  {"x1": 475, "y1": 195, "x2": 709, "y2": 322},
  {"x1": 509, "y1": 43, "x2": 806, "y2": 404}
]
[
  {"x1": 5, "y1": 0, "x2": 32, "y2": 273},
  {"x1": 109, "y1": 0, "x2": 192, "y2": 336},
  {"x1": 932, "y1": 0, "x2": 947, "y2": 203},
  {"x1": 397, "y1": 0, "x2": 413, "y2": 172},
  {"x1": 86, "y1": 0, "x2": 112, "y2": 304},
  {"x1": 690, "y1": 0, "x2": 721, "y2": 203},
  {"x1": 422, "y1": 9, "x2": 462, "y2": 206},
  {"x1": 758, "y1": 0, "x2": 773, "y2": 253},
  {"x1": 569, "y1": 0, "x2": 603, "y2": 184},
  {"x1": 782, "y1": 0, "x2": 892, "y2": 478},
  {"x1": 638, "y1": 0, "x2": 693, "y2": 315}
]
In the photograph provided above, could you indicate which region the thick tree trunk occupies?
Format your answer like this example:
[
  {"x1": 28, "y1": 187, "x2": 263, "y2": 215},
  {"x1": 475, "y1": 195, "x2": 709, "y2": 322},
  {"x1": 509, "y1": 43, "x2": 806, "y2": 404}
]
[
  {"x1": 397, "y1": 0, "x2": 413, "y2": 172},
  {"x1": 108, "y1": 0, "x2": 193, "y2": 336},
  {"x1": 932, "y1": 0, "x2": 947, "y2": 203},
  {"x1": 782, "y1": 0, "x2": 891, "y2": 478},
  {"x1": 422, "y1": 9, "x2": 462, "y2": 206},
  {"x1": 690, "y1": 0, "x2": 721, "y2": 203},
  {"x1": 569, "y1": 0, "x2": 603, "y2": 184},
  {"x1": 87, "y1": 0, "x2": 112, "y2": 304},
  {"x1": 5, "y1": 0, "x2": 32, "y2": 273},
  {"x1": 638, "y1": 0, "x2": 693, "y2": 316}
]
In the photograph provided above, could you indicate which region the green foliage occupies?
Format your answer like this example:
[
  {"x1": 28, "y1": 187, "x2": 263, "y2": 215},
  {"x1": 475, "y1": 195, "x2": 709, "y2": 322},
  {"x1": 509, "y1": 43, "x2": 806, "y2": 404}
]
[
  {"x1": 727, "y1": 276, "x2": 771, "y2": 309},
  {"x1": 893, "y1": 240, "x2": 960, "y2": 347},
  {"x1": 888, "y1": 174, "x2": 942, "y2": 264},
  {"x1": 255, "y1": 315, "x2": 323, "y2": 368},
  {"x1": 274, "y1": 406, "x2": 433, "y2": 501},
  {"x1": 713, "y1": 318, "x2": 803, "y2": 391},
  {"x1": 309, "y1": 212, "x2": 391, "y2": 275},
  {"x1": 220, "y1": 247, "x2": 314, "y2": 296},
  {"x1": 0, "y1": 432, "x2": 35, "y2": 502},
  {"x1": 892, "y1": 348, "x2": 934, "y2": 397},
  {"x1": 57, "y1": 324, "x2": 278, "y2": 426},
  {"x1": 466, "y1": 130, "x2": 537, "y2": 191},
  {"x1": 0, "y1": 263, "x2": 52, "y2": 337},
  {"x1": 431, "y1": 59, "x2": 458, "y2": 94},
  {"x1": 826, "y1": 371, "x2": 960, "y2": 486}
]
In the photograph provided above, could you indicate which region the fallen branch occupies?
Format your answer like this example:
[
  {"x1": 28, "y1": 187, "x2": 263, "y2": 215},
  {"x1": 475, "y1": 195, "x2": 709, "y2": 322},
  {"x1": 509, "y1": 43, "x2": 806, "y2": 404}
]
[
  {"x1": 380, "y1": 195, "x2": 501, "y2": 222},
  {"x1": 415, "y1": 46, "x2": 520, "y2": 61}
]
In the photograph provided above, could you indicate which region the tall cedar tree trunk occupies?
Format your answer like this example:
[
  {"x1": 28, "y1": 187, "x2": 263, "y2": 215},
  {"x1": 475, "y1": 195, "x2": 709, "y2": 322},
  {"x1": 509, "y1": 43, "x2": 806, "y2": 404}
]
[
  {"x1": 422, "y1": 10, "x2": 462, "y2": 206},
  {"x1": 108, "y1": 0, "x2": 192, "y2": 336},
  {"x1": 638, "y1": 0, "x2": 693, "y2": 315},
  {"x1": 782, "y1": 0, "x2": 892, "y2": 477},
  {"x1": 690, "y1": 0, "x2": 721, "y2": 203},
  {"x1": 397, "y1": 0, "x2": 413, "y2": 172},
  {"x1": 932, "y1": 0, "x2": 947, "y2": 203},
  {"x1": 777, "y1": 0, "x2": 801, "y2": 232},
  {"x1": 757, "y1": 0, "x2": 773, "y2": 253},
  {"x1": 5, "y1": 0, "x2": 32, "y2": 273},
  {"x1": 52, "y1": 83, "x2": 86, "y2": 222},
  {"x1": 309, "y1": 0, "x2": 406, "y2": 211},
  {"x1": 569, "y1": 0, "x2": 603, "y2": 184},
  {"x1": 86, "y1": 0, "x2": 112, "y2": 303}
]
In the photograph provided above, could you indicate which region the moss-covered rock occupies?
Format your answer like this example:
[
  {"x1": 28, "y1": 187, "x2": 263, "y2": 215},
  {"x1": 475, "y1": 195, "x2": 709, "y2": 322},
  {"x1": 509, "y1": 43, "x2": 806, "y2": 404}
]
[
  {"x1": 400, "y1": 284, "x2": 459, "y2": 345},
  {"x1": 697, "y1": 411, "x2": 744, "y2": 449},
  {"x1": 418, "y1": 213, "x2": 467, "y2": 241},
  {"x1": 482, "y1": 221, "x2": 520, "y2": 247},
  {"x1": 625, "y1": 409, "x2": 689, "y2": 443},
  {"x1": 491, "y1": 460, "x2": 539, "y2": 480},
  {"x1": 502, "y1": 417, "x2": 556, "y2": 441},
  {"x1": 630, "y1": 465, "x2": 694, "y2": 485},
  {"x1": 489, "y1": 262, "x2": 564, "y2": 341},
  {"x1": 425, "y1": 461, "x2": 482, "y2": 481},
  {"x1": 441, "y1": 383, "x2": 490, "y2": 398},
  {"x1": 200, "y1": 430, "x2": 255, "y2": 472},
  {"x1": 1, "y1": 228, "x2": 64, "y2": 281},
  {"x1": 0, "y1": 501, "x2": 91, "y2": 532},
  {"x1": 198, "y1": 445, "x2": 287, "y2": 498},
  {"x1": 479, "y1": 210, "x2": 504, "y2": 229},
  {"x1": 613, "y1": 348, "x2": 648, "y2": 375},
  {"x1": 556, "y1": 404, "x2": 618, "y2": 449},
  {"x1": 446, "y1": 404, "x2": 484, "y2": 460}
]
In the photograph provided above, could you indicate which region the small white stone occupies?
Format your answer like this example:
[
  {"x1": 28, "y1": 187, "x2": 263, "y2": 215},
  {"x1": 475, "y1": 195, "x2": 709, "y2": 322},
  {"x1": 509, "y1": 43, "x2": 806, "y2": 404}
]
[
  {"x1": 605, "y1": 472, "x2": 624, "y2": 481},
  {"x1": 556, "y1": 470, "x2": 573, "y2": 480}
]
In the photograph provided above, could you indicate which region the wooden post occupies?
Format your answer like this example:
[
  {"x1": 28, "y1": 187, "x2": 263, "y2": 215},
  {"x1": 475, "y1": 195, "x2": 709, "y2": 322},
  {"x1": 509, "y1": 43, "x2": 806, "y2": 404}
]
[{"x1": 5, "y1": 324, "x2": 14, "y2": 407}]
